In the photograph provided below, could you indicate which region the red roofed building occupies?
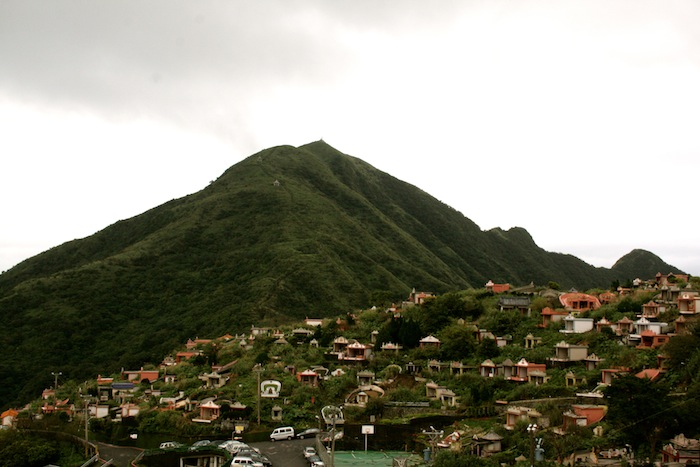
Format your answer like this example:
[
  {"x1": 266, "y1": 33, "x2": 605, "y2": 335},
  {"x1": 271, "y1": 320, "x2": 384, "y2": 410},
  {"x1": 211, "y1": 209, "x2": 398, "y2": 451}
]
[
  {"x1": 485, "y1": 280, "x2": 510, "y2": 294},
  {"x1": 563, "y1": 405, "x2": 607, "y2": 429},
  {"x1": 637, "y1": 330, "x2": 670, "y2": 349},
  {"x1": 1, "y1": 409, "x2": 19, "y2": 428},
  {"x1": 540, "y1": 307, "x2": 569, "y2": 328},
  {"x1": 406, "y1": 288, "x2": 435, "y2": 305},
  {"x1": 559, "y1": 292, "x2": 601, "y2": 312},
  {"x1": 297, "y1": 369, "x2": 319, "y2": 387},
  {"x1": 636, "y1": 368, "x2": 663, "y2": 381}
]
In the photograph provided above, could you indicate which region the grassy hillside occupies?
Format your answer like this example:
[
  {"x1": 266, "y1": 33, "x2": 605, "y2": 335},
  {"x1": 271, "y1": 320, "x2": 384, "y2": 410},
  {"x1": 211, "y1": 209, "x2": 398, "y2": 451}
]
[{"x1": 0, "y1": 141, "x2": 681, "y2": 408}]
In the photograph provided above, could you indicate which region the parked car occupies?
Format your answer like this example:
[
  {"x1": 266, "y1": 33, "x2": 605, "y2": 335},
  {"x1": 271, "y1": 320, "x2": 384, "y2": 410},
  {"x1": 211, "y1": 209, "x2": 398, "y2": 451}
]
[
  {"x1": 307, "y1": 454, "x2": 325, "y2": 466},
  {"x1": 232, "y1": 455, "x2": 264, "y2": 467},
  {"x1": 189, "y1": 439, "x2": 212, "y2": 450},
  {"x1": 238, "y1": 448, "x2": 272, "y2": 467},
  {"x1": 216, "y1": 439, "x2": 248, "y2": 454},
  {"x1": 270, "y1": 426, "x2": 295, "y2": 441},
  {"x1": 297, "y1": 428, "x2": 321, "y2": 439},
  {"x1": 159, "y1": 441, "x2": 184, "y2": 450},
  {"x1": 303, "y1": 446, "x2": 317, "y2": 459}
]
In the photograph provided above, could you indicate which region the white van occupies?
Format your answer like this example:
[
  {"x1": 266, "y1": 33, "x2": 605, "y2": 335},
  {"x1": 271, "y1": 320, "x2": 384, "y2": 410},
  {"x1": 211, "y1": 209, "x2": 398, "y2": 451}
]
[{"x1": 269, "y1": 426, "x2": 295, "y2": 441}]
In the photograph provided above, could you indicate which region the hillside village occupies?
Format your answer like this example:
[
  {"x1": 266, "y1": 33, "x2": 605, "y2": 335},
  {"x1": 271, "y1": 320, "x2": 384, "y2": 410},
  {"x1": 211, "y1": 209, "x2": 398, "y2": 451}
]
[{"x1": 3, "y1": 272, "x2": 700, "y2": 466}]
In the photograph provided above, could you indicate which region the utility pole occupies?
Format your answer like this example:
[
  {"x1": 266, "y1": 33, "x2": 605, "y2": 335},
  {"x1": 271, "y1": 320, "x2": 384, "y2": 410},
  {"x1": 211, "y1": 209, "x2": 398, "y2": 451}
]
[
  {"x1": 84, "y1": 397, "x2": 90, "y2": 458},
  {"x1": 254, "y1": 364, "x2": 262, "y2": 425},
  {"x1": 422, "y1": 426, "x2": 444, "y2": 463}
]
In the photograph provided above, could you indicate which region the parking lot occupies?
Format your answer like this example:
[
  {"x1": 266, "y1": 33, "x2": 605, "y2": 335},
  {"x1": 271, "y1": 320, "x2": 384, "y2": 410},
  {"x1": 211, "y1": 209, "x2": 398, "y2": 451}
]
[{"x1": 252, "y1": 437, "x2": 319, "y2": 467}]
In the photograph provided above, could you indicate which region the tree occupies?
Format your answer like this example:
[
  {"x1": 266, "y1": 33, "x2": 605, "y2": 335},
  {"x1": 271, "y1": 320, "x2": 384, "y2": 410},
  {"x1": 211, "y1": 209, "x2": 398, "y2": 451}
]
[
  {"x1": 439, "y1": 324, "x2": 476, "y2": 360},
  {"x1": 478, "y1": 336, "x2": 500, "y2": 360},
  {"x1": 605, "y1": 375, "x2": 674, "y2": 457},
  {"x1": 420, "y1": 293, "x2": 469, "y2": 333},
  {"x1": 398, "y1": 319, "x2": 422, "y2": 348}
]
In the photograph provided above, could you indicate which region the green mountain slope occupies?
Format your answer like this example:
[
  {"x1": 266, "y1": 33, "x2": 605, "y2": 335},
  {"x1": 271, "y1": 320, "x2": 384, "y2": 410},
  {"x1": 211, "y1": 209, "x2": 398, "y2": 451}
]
[
  {"x1": 0, "y1": 141, "x2": 682, "y2": 407},
  {"x1": 611, "y1": 248, "x2": 685, "y2": 280}
]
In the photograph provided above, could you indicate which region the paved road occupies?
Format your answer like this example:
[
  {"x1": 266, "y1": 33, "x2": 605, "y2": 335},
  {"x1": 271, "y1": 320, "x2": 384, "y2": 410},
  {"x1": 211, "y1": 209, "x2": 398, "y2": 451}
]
[
  {"x1": 254, "y1": 438, "x2": 317, "y2": 467},
  {"x1": 95, "y1": 438, "x2": 315, "y2": 467},
  {"x1": 96, "y1": 441, "x2": 143, "y2": 467}
]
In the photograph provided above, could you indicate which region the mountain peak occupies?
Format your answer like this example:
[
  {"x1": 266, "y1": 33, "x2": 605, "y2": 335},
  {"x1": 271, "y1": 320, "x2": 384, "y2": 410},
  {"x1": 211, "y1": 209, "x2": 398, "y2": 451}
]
[{"x1": 611, "y1": 249, "x2": 684, "y2": 279}]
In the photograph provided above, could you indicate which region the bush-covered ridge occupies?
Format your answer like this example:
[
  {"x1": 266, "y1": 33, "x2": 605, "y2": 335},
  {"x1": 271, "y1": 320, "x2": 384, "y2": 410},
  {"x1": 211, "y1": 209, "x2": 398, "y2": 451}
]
[{"x1": 0, "y1": 140, "x2": 683, "y2": 409}]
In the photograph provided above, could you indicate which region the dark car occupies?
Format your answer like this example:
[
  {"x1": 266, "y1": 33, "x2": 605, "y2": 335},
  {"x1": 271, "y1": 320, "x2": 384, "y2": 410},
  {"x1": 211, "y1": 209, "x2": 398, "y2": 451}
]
[{"x1": 296, "y1": 428, "x2": 321, "y2": 439}]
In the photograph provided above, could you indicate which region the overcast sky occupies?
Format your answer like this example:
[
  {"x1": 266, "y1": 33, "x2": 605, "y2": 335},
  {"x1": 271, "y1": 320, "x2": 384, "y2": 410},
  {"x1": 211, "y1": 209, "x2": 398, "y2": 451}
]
[{"x1": 1, "y1": 1, "x2": 699, "y2": 277}]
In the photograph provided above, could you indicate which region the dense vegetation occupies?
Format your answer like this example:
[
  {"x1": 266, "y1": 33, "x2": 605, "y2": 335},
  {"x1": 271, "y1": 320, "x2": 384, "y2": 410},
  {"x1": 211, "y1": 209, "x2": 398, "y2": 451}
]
[
  {"x1": 0, "y1": 141, "x2": 683, "y2": 410},
  {"x1": 13, "y1": 283, "x2": 700, "y2": 466}
]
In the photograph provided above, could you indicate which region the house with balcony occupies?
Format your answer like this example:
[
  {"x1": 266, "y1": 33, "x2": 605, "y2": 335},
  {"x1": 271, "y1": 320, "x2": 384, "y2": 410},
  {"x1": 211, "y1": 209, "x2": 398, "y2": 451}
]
[
  {"x1": 595, "y1": 317, "x2": 613, "y2": 333},
  {"x1": 194, "y1": 399, "x2": 220, "y2": 423},
  {"x1": 480, "y1": 359, "x2": 498, "y2": 378},
  {"x1": 614, "y1": 316, "x2": 634, "y2": 336},
  {"x1": 424, "y1": 380, "x2": 459, "y2": 407},
  {"x1": 500, "y1": 359, "x2": 516, "y2": 379},
  {"x1": 674, "y1": 315, "x2": 697, "y2": 334},
  {"x1": 339, "y1": 341, "x2": 372, "y2": 362},
  {"x1": 678, "y1": 291, "x2": 700, "y2": 316},
  {"x1": 549, "y1": 341, "x2": 589, "y2": 364},
  {"x1": 332, "y1": 336, "x2": 350, "y2": 355},
  {"x1": 560, "y1": 314, "x2": 594, "y2": 334},
  {"x1": 199, "y1": 371, "x2": 228, "y2": 389},
  {"x1": 119, "y1": 402, "x2": 140, "y2": 419},
  {"x1": 660, "y1": 284, "x2": 682, "y2": 303},
  {"x1": 584, "y1": 353, "x2": 604, "y2": 371},
  {"x1": 450, "y1": 361, "x2": 472, "y2": 376},
  {"x1": 636, "y1": 330, "x2": 671, "y2": 349},
  {"x1": 600, "y1": 367, "x2": 630, "y2": 385},
  {"x1": 504, "y1": 406, "x2": 544, "y2": 430},
  {"x1": 630, "y1": 317, "x2": 668, "y2": 342},
  {"x1": 640, "y1": 300, "x2": 666, "y2": 319},
  {"x1": 297, "y1": 369, "x2": 320, "y2": 387},
  {"x1": 524, "y1": 333, "x2": 542, "y2": 349},
  {"x1": 510, "y1": 358, "x2": 548, "y2": 384},
  {"x1": 565, "y1": 371, "x2": 586, "y2": 387},
  {"x1": 419, "y1": 335, "x2": 441, "y2": 349}
]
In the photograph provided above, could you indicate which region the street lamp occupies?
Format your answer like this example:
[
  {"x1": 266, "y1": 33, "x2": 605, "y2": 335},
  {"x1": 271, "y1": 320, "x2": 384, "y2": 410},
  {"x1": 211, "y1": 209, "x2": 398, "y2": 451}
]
[
  {"x1": 322, "y1": 405, "x2": 343, "y2": 467},
  {"x1": 527, "y1": 424, "x2": 538, "y2": 467},
  {"x1": 51, "y1": 371, "x2": 62, "y2": 389}
]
